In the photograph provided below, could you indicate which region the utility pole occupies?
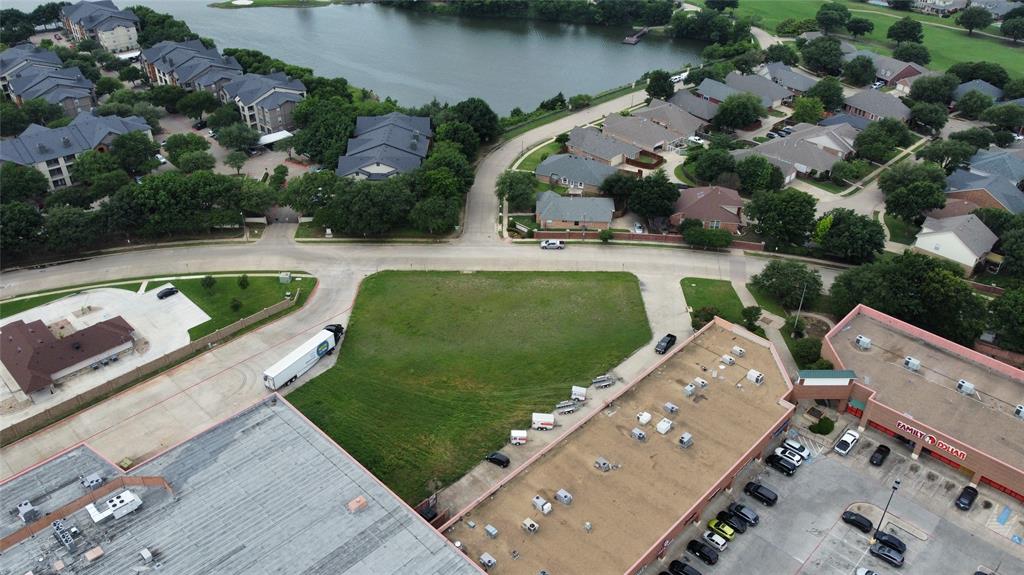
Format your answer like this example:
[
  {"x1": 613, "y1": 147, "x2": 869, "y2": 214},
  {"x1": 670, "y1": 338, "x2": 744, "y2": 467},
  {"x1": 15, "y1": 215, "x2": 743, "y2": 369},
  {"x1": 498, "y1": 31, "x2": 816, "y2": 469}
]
[
  {"x1": 871, "y1": 478, "x2": 901, "y2": 545},
  {"x1": 791, "y1": 281, "x2": 808, "y2": 337}
]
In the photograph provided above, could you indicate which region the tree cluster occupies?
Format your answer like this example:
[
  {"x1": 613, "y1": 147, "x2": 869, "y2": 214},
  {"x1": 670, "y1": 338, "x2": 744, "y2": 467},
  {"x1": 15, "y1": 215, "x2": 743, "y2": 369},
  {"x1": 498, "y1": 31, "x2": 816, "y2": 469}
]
[
  {"x1": 671, "y1": 9, "x2": 752, "y2": 44},
  {"x1": 752, "y1": 260, "x2": 823, "y2": 310},
  {"x1": 130, "y1": 5, "x2": 202, "y2": 48},
  {"x1": 853, "y1": 118, "x2": 914, "y2": 163},
  {"x1": 878, "y1": 161, "x2": 947, "y2": 223}
]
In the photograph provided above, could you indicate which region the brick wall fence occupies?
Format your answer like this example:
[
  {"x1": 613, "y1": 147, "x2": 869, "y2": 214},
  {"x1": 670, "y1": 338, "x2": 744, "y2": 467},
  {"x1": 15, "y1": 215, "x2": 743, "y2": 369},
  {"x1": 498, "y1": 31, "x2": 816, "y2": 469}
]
[
  {"x1": 0, "y1": 294, "x2": 298, "y2": 445},
  {"x1": 532, "y1": 230, "x2": 764, "y2": 250},
  {"x1": 974, "y1": 340, "x2": 1024, "y2": 369}
]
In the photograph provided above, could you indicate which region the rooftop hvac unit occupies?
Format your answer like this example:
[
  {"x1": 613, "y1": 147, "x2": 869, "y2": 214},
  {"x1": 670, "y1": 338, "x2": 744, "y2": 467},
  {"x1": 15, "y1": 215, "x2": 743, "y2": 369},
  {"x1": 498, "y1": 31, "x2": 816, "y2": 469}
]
[
  {"x1": 903, "y1": 356, "x2": 921, "y2": 372},
  {"x1": 484, "y1": 524, "x2": 499, "y2": 539},
  {"x1": 1015, "y1": 405, "x2": 1024, "y2": 420},
  {"x1": 522, "y1": 518, "x2": 540, "y2": 534},
  {"x1": 637, "y1": 411, "x2": 652, "y2": 425},
  {"x1": 721, "y1": 355, "x2": 736, "y2": 366},
  {"x1": 555, "y1": 489, "x2": 573, "y2": 505},
  {"x1": 678, "y1": 432, "x2": 694, "y2": 448},
  {"x1": 694, "y1": 377, "x2": 709, "y2": 388},
  {"x1": 594, "y1": 457, "x2": 612, "y2": 472},
  {"x1": 684, "y1": 383, "x2": 697, "y2": 397},
  {"x1": 664, "y1": 402, "x2": 679, "y2": 414},
  {"x1": 656, "y1": 418, "x2": 673, "y2": 435},
  {"x1": 480, "y1": 552, "x2": 497, "y2": 568},
  {"x1": 631, "y1": 427, "x2": 647, "y2": 441},
  {"x1": 532, "y1": 495, "x2": 552, "y2": 515},
  {"x1": 855, "y1": 335, "x2": 872, "y2": 350},
  {"x1": 731, "y1": 346, "x2": 746, "y2": 357},
  {"x1": 746, "y1": 369, "x2": 765, "y2": 385},
  {"x1": 17, "y1": 501, "x2": 39, "y2": 524},
  {"x1": 79, "y1": 473, "x2": 103, "y2": 489},
  {"x1": 571, "y1": 385, "x2": 587, "y2": 402},
  {"x1": 510, "y1": 430, "x2": 528, "y2": 446},
  {"x1": 956, "y1": 379, "x2": 975, "y2": 396}
]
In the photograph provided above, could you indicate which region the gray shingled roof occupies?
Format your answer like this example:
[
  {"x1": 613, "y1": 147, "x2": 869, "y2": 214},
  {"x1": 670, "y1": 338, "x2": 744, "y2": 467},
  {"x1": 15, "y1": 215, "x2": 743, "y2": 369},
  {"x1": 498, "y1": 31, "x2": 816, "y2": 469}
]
[
  {"x1": 62, "y1": 0, "x2": 138, "y2": 32},
  {"x1": 668, "y1": 91, "x2": 719, "y2": 121},
  {"x1": 844, "y1": 90, "x2": 911, "y2": 120},
  {"x1": 697, "y1": 78, "x2": 741, "y2": 103},
  {"x1": 335, "y1": 147, "x2": 423, "y2": 180},
  {"x1": 842, "y1": 50, "x2": 928, "y2": 81},
  {"x1": 799, "y1": 32, "x2": 857, "y2": 53},
  {"x1": 356, "y1": 112, "x2": 433, "y2": 138},
  {"x1": 9, "y1": 65, "x2": 93, "y2": 103},
  {"x1": 347, "y1": 124, "x2": 429, "y2": 159},
  {"x1": 536, "y1": 191, "x2": 615, "y2": 224},
  {"x1": 633, "y1": 99, "x2": 704, "y2": 138},
  {"x1": 818, "y1": 113, "x2": 872, "y2": 131},
  {"x1": 953, "y1": 79, "x2": 1004, "y2": 102},
  {"x1": 0, "y1": 44, "x2": 62, "y2": 77},
  {"x1": 725, "y1": 71, "x2": 793, "y2": 107},
  {"x1": 602, "y1": 114, "x2": 684, "y2": 150},
  {"x1": 221, "y1": 72, "x2": 305, "y2": 107},
  {"x1": 918, "y1": 214, "x2": 998, "y2": 258},
  {"x1": 535, "y1": 154, "x2": 620, "y2": 188},
  {"x1": 0, "y1": 398, "x2": 480, "y2": 575},
  {"x1": 946, "y1": 169, "x2": 1024, "y2": 214},
  {"x1": 969, "y1": 149, "x2": 1024, "y2": 181},
  {"x1": 567, "y1": 126, "x2": 640, "y2": 161},
  {"x1": 0, "y1": 112, "x2": 149, "y2": 166},
  {"x1": 732, "y1": 123, "x2": 858, "y2": 175},
  {"x1": 143, "y1": 41, "x2": 241, "y2": 85},
  {"x1": 762, "y1": 62, "x2": 817, "y2": 93}
]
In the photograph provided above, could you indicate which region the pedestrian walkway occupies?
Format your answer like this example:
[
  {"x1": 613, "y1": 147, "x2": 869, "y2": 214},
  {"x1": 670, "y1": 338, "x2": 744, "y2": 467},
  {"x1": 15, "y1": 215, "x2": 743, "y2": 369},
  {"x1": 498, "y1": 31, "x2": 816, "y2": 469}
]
[{"x1": 733, "y1": 281, "x2": 799, "y2": 377}]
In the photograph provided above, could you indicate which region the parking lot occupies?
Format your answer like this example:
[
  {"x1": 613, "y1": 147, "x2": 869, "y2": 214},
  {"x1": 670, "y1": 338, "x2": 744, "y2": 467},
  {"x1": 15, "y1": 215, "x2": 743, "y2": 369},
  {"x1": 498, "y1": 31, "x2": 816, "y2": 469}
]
[{"x1": 650, "y1": 425, "x2": 1024, "y2": 575}]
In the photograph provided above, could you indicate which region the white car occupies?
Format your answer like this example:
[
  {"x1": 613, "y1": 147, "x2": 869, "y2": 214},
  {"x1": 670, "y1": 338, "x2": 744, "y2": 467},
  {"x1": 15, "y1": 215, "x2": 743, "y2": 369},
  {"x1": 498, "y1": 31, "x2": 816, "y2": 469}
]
[
  {"x1": 1014, "y1": 133, "x2": 1024, "y2": 141},
  {"x1": 155, "y1": 153, "x2": 167, "y2": 165},
  {"x1": 633, "y1": 222, "x2": 645, "y2": 234},
  {"x1": 856, "y1": 569, "x2": 881, "y2": 575},
  {"x1": 774, "y1": 447, "x2": 804, "y2": 467},
  {"x1": 871, "y1": 81, "x2": 885, "y2": 89},
  {"x1": 671, "y1": 72, "x2": 688, "y2": 84},
  {"x1": 834, "y1": 430, "x2": 860, "y2": 456},
  {"x1": 540, "y1": 240, "x2": 565, "y2": 250},
  {"x1": 782, "y1": 438, "x2": 811, "y2": 460},
  {"x1": 702, "y1": 530, "x2": 728, "y2": 552},
  {"x1": 687, "y1": 135, "x2": 706, "y2": 146}
]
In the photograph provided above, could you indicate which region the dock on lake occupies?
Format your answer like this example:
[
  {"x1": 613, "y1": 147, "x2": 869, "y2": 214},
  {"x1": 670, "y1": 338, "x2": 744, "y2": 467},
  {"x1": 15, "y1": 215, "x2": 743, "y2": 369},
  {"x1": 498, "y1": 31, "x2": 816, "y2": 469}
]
[{"x1": 622, "y1": 27, "x2": 650, "y2": 45}]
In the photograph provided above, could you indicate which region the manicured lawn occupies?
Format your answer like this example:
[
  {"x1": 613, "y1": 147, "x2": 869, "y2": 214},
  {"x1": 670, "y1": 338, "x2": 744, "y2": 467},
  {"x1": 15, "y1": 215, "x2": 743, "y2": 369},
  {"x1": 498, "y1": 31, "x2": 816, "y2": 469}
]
[
  {"x1": 681, "y1": 278, "x2": 745, "y2": 324},
  {"x1": 801, "y1": 178, "x2": 846, "y2": 194},
  {"x1": 675, "y1": 162, "x2": 698, "y2": 185},
  {"x1": 533, "y1": 179, "x2": 569, "y2": 196},
  {"x1": 745, "y1": 283, "x2": 787, "y2": 318},
  {"x1": 288, "y1": 271, "x2": 650, "y2": 502},
  {"x1": 174, "y1": 275, "x2": 316, "y2": 340},
  {"x1": 518, "y1": 140, "x2": 563, "y2": 172},
  {"x1": 691, "y1": 0, "x2": 1022, "y2": 77},
  {"x1": 0, "y1": 283, "x2": 142, "y2": 320},
  {"x1": 510, "y1": 215, "x2": 538, "y2": 230},
  {"x1": 884, "y1": 213, "x2": 920, "y2": 245}
]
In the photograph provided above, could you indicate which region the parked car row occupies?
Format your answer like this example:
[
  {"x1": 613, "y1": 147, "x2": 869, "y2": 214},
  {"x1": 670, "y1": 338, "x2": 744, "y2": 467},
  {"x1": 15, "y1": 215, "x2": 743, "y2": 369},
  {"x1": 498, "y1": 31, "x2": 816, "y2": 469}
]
[
  {"x1": 661, "y1": 496, "x2": 768, "y2": 575},
  {"x1": 766, "y1": 437, "x2": 812, "y2": 477},
  {"x1": 841, "y1": 509, "x2": 908, "y2": 568}
]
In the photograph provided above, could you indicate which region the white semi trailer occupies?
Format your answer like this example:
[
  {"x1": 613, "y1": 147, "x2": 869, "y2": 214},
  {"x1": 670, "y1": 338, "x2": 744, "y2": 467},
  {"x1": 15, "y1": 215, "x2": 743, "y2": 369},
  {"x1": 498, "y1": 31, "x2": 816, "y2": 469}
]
[{"x1": 263, "y1": 324, "x2": 345, "y2": 390}]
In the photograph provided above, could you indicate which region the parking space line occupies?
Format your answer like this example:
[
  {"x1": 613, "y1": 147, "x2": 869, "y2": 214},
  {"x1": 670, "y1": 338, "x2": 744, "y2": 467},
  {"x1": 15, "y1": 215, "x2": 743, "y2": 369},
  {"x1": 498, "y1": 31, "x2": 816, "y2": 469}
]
[{"x1": 793, "y1": 514, "x2": 843, "y2": 575}]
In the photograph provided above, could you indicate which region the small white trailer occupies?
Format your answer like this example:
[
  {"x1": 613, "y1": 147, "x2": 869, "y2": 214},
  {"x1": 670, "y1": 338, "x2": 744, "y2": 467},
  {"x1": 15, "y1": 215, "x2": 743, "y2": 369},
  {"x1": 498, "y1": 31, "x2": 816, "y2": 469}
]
[
  {"x1": 531, "y1": 413, "x2": 555, "y2": 430},
  {"x1": 263, "y1": 324, "x2": 345, "y2": 390}
]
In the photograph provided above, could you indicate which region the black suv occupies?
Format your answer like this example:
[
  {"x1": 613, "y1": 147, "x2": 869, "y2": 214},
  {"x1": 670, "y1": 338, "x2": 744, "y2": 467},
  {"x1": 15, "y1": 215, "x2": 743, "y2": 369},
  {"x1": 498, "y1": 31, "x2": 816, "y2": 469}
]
[
  {"x1": 743, "y1": 482, "x2": 777, "y2": 506},
  {"x1": 156, "y1": 287, "x2": 179, "y2": 299},
  {"x1": 956, "y1": 485, "x2": 979, "y2": 510},
  {"x1": 870, "y1": 444, "x2": 891, "y2": 466},
  {"x1": 766, "y1": 454, "x2": 797, "y2": 476},
  {"x1": 668, "y1": 560, "x2": 702, "y2": 575},
  {"x1": 655, "y1": 334, "x2": 677, "y2": 354},
  {"x1": 841, "y1": 511, "x2": 873, "y2": 533},
  {"x1": 716, "y1": 510, "x2": 747, "y2": 534},
  {"x1": 875, "y1": 532, "x2": 906, "y2": 554},
  {"x1": 727, "y1": 502, "x2": 759, "y2": 526},
  {"x1": 869, "y1": 542, "x2": 904, "y2": 567},
  {"x1": 484, "y1": 452, "x2": 510, "y2": 468},
  {"x1": 685, "y1": 540, "x2": 718, "y2": 566}
]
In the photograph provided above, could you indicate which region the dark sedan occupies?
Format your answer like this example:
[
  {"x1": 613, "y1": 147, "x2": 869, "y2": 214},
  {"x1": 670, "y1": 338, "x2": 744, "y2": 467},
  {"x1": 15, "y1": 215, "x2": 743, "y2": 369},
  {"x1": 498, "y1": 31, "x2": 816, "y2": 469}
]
[
  {"x1": 870, "y1": 444, "x2": 891, "y2": 466},
  {"x1": 841, "y1": 511, "x2": 873, "y2": 533},
  {"x1": 716, "y1": 510, "x2": 747, "y2": 534},
  {"x1": 956, "y1": 485, "x2": 979, "y2": 510}
]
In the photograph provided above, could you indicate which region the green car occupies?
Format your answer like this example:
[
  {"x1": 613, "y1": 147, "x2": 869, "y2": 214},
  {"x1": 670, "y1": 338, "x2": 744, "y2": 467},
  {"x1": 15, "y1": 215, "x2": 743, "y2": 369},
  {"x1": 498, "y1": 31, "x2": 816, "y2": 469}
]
[{"x1": 707, "y1": 518, "x2": 735, "y2": 541}]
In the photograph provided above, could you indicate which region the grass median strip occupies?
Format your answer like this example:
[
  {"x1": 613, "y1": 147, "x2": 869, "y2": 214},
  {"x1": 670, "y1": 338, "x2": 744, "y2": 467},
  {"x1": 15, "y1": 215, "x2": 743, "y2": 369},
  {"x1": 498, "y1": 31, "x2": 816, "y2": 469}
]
[
  {"x1": 288, "y1": 271, "x2": 651, "y2": 502},
  {"x1": 171, "y1": 276, "x2": 313, "y2": 340}
]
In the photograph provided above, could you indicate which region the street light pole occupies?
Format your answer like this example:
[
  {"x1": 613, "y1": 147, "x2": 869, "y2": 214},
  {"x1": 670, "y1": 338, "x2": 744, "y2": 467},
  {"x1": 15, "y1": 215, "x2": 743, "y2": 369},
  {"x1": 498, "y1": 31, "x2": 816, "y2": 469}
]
[{"x1": 871, "y1": 478, "x2": 901, "y2": 545}]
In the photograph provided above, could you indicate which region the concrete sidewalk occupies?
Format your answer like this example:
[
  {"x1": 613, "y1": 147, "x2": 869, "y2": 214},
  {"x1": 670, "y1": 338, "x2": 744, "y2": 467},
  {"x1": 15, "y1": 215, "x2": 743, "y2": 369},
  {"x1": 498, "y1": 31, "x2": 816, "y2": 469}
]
[{"x1": 734, "y1": 281, "x2": 799, "y2": 377}]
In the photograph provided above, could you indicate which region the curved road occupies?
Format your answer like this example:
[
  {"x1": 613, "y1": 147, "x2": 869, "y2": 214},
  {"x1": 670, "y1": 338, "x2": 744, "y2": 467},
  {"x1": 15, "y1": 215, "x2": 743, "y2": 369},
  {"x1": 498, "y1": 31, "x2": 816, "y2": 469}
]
[{"x1": 0, "y1": 91, "x2": 843, "y2": 481}]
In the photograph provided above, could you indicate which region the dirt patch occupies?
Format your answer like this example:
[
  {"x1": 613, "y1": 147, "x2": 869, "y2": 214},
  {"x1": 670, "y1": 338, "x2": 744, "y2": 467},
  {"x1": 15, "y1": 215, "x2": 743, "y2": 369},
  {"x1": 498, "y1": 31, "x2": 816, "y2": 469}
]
[
  {"x1": 804, "y1": 316, "x2": 830, "y2": 339},
  {"x1": 48, "y1": 319, "x2": 75, "y2": 338}
]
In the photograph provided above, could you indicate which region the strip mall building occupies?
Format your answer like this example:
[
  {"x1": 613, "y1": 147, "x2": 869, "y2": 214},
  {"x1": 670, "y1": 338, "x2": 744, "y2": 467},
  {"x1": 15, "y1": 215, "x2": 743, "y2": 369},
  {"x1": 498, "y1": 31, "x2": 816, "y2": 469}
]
[{"x1": 793, "y1": 304, "x2": 1024, "y2": 503}]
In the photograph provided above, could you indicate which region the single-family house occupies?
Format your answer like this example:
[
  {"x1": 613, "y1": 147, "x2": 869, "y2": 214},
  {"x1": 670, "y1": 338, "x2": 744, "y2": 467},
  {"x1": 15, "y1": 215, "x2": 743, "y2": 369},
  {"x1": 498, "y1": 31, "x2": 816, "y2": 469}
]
[
  {"x1": 566, "y1": 126, "x2": 640, "y2": 166},
  {"x1": 335, "y1": 112, "x2": 432, "y2": 180},
  {"x1": 140, "y1": 40, "x2": 243, "y2": 91},
  {"x1": 725, "y1": 71, "x2": 794, "y2": 108},
  {"x1": 8, "y1": 66, "x2": 95, "y2": 117},
  {"x1": 969, "y1": 148, "x2": 1024, "y2": 182},
  {"x1": 668, "y1": 91, "x2": 720, "y2": 122},
  {"x1": 912, "y1": 214, "x2": 998, "y2": 275},
  {"x1": 818, "y1": 113, "x2": 872, "y2": 132},
  {"x1": 60, "y1": 0, "x2": 139, "y2": 54},
  {"x1": 914, "y1": 0, "x2": 968, "y2": 15},
  {"x1": 632, "y1": 99, "x2": 706, "y2": 139},
  {"x1": 799, "y1": 32, "x2": 857, "y2": 54},
  {"x1": 220, "y1": 72, "x2": 306, "y2": 135},
  {"x1": 842, "y1": 50, "x2": 929, "y2": 87},
  {"x1": 843, "y1": 90, "x2": 912, "y2": 122},
  {"x1": 945, "y1": 170, "x2": 1024, "y2": 214},
  {"x1": 534, "y1": 154, "x2": 620, "y2": 195},
  {"x1": 0, "y1": 112, "x2": 152, "y2": 190},
  {"x1": 668, "y1": 186, "x2": 745, "y2": 232},
  {"x1": 970, "y1": 0, "x2": 1016, "y2": 19},
  {"x1": 758, "y1": 62, "x2": 817, "y2": 95},
  {"x1": 953, "y1": 79, "x2": 1004, "y2": 102},
  {"x1": 535, "y1": 191, "x2": 615, "y2": 230},
  {"x1": 926, "y1": 199, "x2": 981, "y2": 219},
  {"x1": 731, "y1": 122, "x2": 859, "y2": 183},
  {"x1": 0, "y1": 44, "x2": 62, "y2": 99},
  {"x1": 894, "y1": 70, "x2": 941, "y2": 96},
  {"x1": 696, "y1": 78, "x2": 741, "y2": 104},
  {"x1": 602, "y1": 114, "x2": 685, "y2": 153}
]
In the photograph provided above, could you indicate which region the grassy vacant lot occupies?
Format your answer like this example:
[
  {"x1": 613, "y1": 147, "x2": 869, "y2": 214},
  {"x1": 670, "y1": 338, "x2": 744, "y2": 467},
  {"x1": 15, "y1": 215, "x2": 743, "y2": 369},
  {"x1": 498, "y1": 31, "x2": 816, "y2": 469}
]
[
  {"x1": 692, "y1": 0, "x2": 1021, "y2": 76},
  {"x1": 288, "y1": 271, "x2": 650, "y2": 502},
  {"x1": 173, "y1": 276, "x2": 314, "y2": 339},
  {"x1": 884, "y1": 213, "x2": 920, "y2": 245},
  {"x1": 0, "y1": 283, "x2": 142, "y2": 320},
  {"x1": 518, "y1": 140, "x2": 563, "y2": 172},
  {"x1": 681, "y1": 278, "x2": 745, "y2": 324}
]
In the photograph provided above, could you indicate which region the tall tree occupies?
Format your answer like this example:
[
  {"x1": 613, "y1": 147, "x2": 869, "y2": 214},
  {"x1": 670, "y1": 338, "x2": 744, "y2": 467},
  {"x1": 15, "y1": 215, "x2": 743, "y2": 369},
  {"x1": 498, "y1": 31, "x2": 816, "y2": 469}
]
[
  {"x1": 746, "y1": 188, "x2": 818, "y2": 247},
  {"x1": 887, "y1": 17, "x2": 924, "y2": 44},
  {"x1": 908, "y1": 74, "x2": 959, "y2": 105},
  {"x1": 599, "y1": 172, "x2": 641, "y2": 204},
  {"x1": 646, "y1": 69, "x2": 674, "y2": 101},
  {"x1": 44, "y1": 205, "x2": 98, "y2": 253},
  {"x1": 751, "y1": 260, "x2": 823, "y2": 309},
  {"x1": 713, "y1": 93, "x2": 766, "y2": 129},
  {"x1": 111, "y1": 131, "x2": 160, "y2": 174},
  {"x1": 817, "y1": 208, "x2": 885, "y2": 263},
  {"x1": 736, "y1": 155, "x2": 784, "y2": 195},
  {"x1": 981, "y1": 103, "x2": 1024, "y2": 130},
  {"x1": 691, "y1": 148, "x2": 736, "y2": 183},
  {"x1": 791, "y1": 96, "x2": 825, "y2": 124},
  {"x1": 988, "y1": 289, "x2": 1024, "y2": 352},
  {"x1": 764, "y1": 43, "x2": 799, "y2": 65},
  {"x1": 892, "y1": 42, "x2": 930, "y2": 65},
  {"x1": 627, "y1": 169, "x2": 680, "y2": 219},
  {"x1": 217, "y1": 123, "x2": 260, "y2": 151},
  {"x1": 846, "y1": 17, "x2": 874, "y2": 38},
  {"x1": 843, "y1": 55, "x2": 877, "y2": 87},
  {"x1": 225, "y1": 151, "x2": 248, "y2": 175},
  {"x1": 879, "y1": 162, "x2": 947, "y2": 222},
  {"x1": 495, "y1": 169, "x2": 537, "y2": 212},
  {"x1": 1003, "y1": 17, "x2": 1024, "y2": 42},
  {"x1": 0, "y1": 202, "x2": 43, "y2": 258},
  {"x1": 800, "y1": 36, "x2": 844, "y2": 75},
  {"x1": 452, "y1": 97, "x2": 500, "y2": 143},
  {"x1": 0, "y1": 164, "x2": 49, "y2": 203},
  {"x1": 163, "y1": 132, "x2": 210, "y2": 165},
  {"x1": 956, "y1": 6, "x2": 993, "y2": 36},
  {"x1": 909, "y1": 102, "x2": 948, "y2": 135},
  {"x1": 956, "y1": 90, "x2": 994, "y2": 119},
  {"x1": 948, "y1": 61, "x2": 1009, "y2": 88},
  {"x1": 915, "y1": 139, "x2": 977, "y2": 173},
  {"x1": 804, "y1": 77, "x2": 845, "y2": 111},
  {"x1": 177, "y1": 90, "x2": 220, "y2": 121},
  {"x1": 815, "y1": 2, "x2": 851, "y2": 34},
  {"x1": 435, "y1": 121, "x2": 480, "y2": 158}
]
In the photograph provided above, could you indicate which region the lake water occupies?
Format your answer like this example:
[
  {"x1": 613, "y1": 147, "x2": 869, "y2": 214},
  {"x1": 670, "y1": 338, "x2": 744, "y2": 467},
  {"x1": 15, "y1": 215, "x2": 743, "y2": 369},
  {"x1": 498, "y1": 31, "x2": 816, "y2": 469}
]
[{"x1": 10, "y1": 0, "x2": 704, "y2": 114}]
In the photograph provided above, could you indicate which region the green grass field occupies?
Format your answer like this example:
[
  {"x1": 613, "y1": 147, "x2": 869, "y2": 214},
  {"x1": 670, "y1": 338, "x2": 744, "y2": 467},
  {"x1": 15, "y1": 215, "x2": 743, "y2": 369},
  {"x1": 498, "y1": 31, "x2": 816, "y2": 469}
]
[
  {"x1": 288, "y1": 271, "x2": 651, "y2": 502},
  {"x1": 174, "y1": 276, "x2": 315, "y2": 339},
  {"x1": 0, "y1": 283, "x2": 142, "y2": 320},
  {"x1": 518, "y1": 140, "x2": 563, "y2": 172},
  {"x1": 692, "y1": 0, "x2": 1022, "y2": 77},
  {"x1": 681, "y1": 277, "x2": 746, "y2": 324},
  {"x1": 884, "y1": 213, "x2": 921, "y2": 245}
]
